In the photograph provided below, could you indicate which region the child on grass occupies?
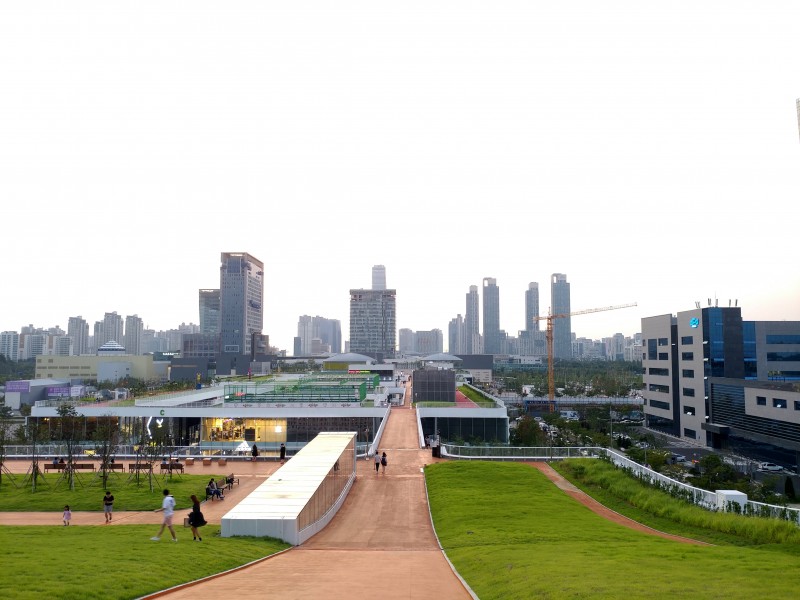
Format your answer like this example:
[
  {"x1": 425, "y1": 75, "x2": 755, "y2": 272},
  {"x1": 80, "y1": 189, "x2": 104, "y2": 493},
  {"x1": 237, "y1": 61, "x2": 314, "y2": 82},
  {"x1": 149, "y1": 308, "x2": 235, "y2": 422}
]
[{"x1": 63, "y1": 505, "x2": 71, "y2": 526}]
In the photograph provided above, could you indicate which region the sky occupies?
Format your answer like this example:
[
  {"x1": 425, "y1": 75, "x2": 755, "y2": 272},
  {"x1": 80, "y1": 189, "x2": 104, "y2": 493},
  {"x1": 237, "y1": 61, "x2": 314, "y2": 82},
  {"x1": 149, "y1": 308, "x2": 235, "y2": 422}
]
[{"x1": 1, "y1": 1, "x2": 799, "y2": 353}]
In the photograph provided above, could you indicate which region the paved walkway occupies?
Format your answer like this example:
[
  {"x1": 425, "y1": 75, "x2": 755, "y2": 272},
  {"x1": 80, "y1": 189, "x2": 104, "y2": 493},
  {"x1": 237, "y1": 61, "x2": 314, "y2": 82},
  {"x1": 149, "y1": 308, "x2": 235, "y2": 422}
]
[{"x1": 151, "y1": 403, "x2": 473, "y2": 599}]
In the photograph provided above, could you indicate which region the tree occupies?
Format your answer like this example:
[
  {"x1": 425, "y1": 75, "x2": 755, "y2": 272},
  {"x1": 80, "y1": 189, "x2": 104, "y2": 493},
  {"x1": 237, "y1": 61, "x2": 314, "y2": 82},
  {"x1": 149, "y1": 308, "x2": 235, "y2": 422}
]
[
  {"x1": 0, "y1": 404, "x2": 14, "y2": 484},
  {"x1": 510, "y1": 417, "x2": 547, "y2": 447},
  {"x1": 56, "y1": 404, "x2": 83, "y2": 490},
  {"x1": 93, "y1": 415, "x2": 119, "y2": 490}
]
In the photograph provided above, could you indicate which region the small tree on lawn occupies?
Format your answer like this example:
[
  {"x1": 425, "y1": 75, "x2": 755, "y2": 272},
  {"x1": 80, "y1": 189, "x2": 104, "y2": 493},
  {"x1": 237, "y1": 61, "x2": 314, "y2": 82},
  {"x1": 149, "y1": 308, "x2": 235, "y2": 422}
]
[
  {"x1": 93, "y1": 414, "x2": 119, "y2": 490},
  {"x1": 56, "y1": 403, "x2": 82, "y2": 490}
]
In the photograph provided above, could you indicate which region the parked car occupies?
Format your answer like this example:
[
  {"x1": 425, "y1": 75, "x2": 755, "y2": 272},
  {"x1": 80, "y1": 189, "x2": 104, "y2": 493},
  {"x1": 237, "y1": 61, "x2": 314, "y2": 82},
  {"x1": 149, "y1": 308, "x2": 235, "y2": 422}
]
[
  {"x1": 671, "y1": 453, "x2": 688, "y2": 464},
  {"x1": 758, "y1": 462, "x2": 783, "y2": 472}
]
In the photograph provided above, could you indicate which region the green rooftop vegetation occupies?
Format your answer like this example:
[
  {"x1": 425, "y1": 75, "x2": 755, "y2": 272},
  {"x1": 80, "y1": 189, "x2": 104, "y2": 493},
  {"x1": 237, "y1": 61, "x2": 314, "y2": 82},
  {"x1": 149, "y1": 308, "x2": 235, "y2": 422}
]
[{"x1": 426, "y1": 461, "x2": 800, "y2": 600}]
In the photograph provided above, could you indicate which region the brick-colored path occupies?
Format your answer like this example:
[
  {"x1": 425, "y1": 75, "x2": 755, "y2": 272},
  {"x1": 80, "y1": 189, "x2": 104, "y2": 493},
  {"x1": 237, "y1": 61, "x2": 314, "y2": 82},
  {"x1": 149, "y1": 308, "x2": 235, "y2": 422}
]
[{"x1": 151, "y1": 404, "x2": 473, "y2": 599}]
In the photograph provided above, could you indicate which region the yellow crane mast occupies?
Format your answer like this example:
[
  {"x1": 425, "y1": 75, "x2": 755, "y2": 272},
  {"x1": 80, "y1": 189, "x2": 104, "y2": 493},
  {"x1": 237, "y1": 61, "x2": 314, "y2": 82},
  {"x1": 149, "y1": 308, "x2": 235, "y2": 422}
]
[{"x1": 533, "y1": 303, "x2": 637, "y2": 412}]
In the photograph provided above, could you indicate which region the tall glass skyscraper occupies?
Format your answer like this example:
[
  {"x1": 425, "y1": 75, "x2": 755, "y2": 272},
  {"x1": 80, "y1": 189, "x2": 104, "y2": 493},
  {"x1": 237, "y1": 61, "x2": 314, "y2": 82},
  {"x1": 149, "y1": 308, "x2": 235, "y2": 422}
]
[
  {"x1": 525, "y1": 282, "x2": 540, "y2": 332},
  {"x1": 219, "y1": 252, "x2": 264, "y2": 356},
  {"x1": 465, "y1": 285, "x2": 480, "y2": 354},
  {"x1": 551, "y1": 273, "x2": 572, "y2": 359},
  {"x1": 482, "y1": 278, "x2": 501, "y2": 354}
]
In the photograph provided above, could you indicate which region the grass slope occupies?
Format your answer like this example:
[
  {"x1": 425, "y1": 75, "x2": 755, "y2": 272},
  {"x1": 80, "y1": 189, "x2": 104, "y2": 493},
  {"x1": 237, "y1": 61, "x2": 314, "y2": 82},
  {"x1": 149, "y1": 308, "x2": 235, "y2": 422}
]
[
  {"x1": 426, "y1": 462, "x2": 800, "y2": 600},
  {"x1": 0, "y1": 525, "x2": 289, "y2": 600}
]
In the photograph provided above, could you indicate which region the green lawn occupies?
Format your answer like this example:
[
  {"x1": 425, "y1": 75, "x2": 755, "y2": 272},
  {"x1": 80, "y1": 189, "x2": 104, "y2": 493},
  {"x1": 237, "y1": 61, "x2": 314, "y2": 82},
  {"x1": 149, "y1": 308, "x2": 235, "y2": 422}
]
[
  {"x1": 0, "y1": 474, "x2": 228, "y2": 511},
  {"x1": 0, "y1": 525, "x2": 289, "y2": 599},
  {"x1": 426, "y1": 462, "x2": 800, "y2": 600}
]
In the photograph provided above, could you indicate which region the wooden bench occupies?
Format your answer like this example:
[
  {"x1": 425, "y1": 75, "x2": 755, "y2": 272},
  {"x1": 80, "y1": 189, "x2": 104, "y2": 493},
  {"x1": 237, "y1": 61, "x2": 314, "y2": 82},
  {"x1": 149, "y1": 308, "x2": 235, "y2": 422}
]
[
  {"x1": 217, "y1": 458, "x2": 227, "y2": 467},
  {"x1": 184, "y1": 458, "x2": 195, "y2": 466},
  {"x1": 44, "y1": 463, "x2": 67, "y2": 472},
  {"x1": 128, "y1": 463, "x2": 152, "y2": 472},
  {"x1": 159, "y1": 463, "x2": 184, "y2": 473},
  {"x1": 225, "y1": 474, "x2": 239, "y2": 490},
  {"x1": 205, "y1": 485, "x2": 225, "y2": 501},
  {"x1": 202, "y1": 458, "x2": 211, "y2": 466},
  {"x1": 72, "y1": 463, "x2": 95, "y2": 471},
  {"x1": 100, "y1": 464, "x2": 124, "y2": 472}
]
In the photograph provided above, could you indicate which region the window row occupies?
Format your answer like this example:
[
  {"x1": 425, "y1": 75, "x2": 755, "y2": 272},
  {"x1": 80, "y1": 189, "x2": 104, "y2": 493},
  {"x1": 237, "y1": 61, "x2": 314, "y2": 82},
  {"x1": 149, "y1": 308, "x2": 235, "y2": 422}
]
[{"x1": 756, "y1": 396, "x2": 800, "y2": 410}]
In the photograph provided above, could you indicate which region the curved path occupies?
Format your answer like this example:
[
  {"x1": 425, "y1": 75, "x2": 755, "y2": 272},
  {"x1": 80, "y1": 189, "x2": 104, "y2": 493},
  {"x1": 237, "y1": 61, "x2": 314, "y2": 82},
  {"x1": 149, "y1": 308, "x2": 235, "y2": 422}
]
[{"x1": 530, "y1": 462, "x2": 709, "y2": 545}]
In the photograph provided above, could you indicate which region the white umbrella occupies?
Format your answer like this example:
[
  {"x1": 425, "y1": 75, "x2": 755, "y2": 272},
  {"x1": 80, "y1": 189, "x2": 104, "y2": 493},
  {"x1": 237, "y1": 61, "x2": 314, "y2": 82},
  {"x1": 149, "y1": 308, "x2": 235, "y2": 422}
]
[{"x1": 234, "y1": 441, "x2": 251, "y2": 453}]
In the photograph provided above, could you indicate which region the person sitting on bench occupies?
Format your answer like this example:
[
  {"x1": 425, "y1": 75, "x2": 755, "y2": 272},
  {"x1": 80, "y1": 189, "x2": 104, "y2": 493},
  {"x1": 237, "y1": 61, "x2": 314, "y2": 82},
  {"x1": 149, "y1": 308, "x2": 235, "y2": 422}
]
[{"x1": 207, "y1": 478, "x2": 224, "y2": 499}]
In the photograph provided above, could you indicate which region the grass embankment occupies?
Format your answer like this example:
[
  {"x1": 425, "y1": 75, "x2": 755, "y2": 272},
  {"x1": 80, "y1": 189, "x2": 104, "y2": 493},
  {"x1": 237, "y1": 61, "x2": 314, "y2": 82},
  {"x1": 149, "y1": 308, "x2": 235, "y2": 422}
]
[
  {"x1": 426, "y1": 462, "x2": 800, "y2": 600},
  {"x1": 553, "y1": 459, "x2": 800, "y2": 546},
  {"x1": 0, "y1": 474, "x2": 227, "y2": 511},
  {"x1": 0, "y1": 525, "x2": 289, "y2": 600}
]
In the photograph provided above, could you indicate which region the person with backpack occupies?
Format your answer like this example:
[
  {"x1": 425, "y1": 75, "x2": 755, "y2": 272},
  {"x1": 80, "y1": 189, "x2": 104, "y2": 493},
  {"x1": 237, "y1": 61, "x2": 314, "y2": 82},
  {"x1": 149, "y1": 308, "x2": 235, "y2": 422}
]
[{"x1": 381, "y1": 452, "x2": 388, "y2": 474}]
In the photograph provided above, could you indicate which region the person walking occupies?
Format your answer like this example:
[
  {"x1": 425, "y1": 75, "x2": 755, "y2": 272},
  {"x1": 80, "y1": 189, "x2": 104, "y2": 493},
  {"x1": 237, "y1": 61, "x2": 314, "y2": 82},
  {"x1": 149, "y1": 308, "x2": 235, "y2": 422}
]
[
  {"x1": 62, "y1": 505, "x2": 71, "y2": 526},
  {"x1": 151, "y1": 489, "x2": 177, "y2": 542},
  {"x1": 279, "y1": 443, "x2": 286, "y2": 465},
  {"x1": 251, "y1": 444, "x2": 259, "y2": 462},
  {"x1": 374, "y1": 451, "x2": 381, "y2": 474},
  {"x1": 188, "y1": 494, "x2": 207, "y2": 541},
  {"x1": 103, "y1": 490, "x2": 114, "y2": 523},
  {"x1": 381, "y1": 451, "x2": 388, "y2": 474}
]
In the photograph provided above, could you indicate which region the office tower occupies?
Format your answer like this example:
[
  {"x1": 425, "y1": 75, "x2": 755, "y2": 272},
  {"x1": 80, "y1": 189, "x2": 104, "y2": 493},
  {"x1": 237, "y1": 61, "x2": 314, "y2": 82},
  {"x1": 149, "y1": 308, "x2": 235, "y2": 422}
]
[
  {"x1": 0, "y1": 331, "x2": 19, "y2": 360},
  {"x1": 349, "y1": 288, "x2": 396, "y2": 359},
  {"x1": 67, "y1": 316, "x2": 89, "y2": 356},
  {"x1": 399, "y1": 328, "x2": 414, "y2": 354},
  {"x1": 416, "y1": 329, "x2": 444, "y2": 355},
  {"x1": 448, "y1": 315, "x2": 465, "y2": 354},
  {"x1": 482, "y1": 278, "x2": 501, "y2": 354},
  {"x1": 551, "y1": 273, "x2": 572, "y2": 359},
  {"x1": 372, "y1": 265, "x2": 387, "y2": 290},
  {"x1": 297, "y1": 315, "x2": 313, "y2": 355},
  {"x1": 199, "y1": 289, "x2": 221, "y2": 335},
  {"x1": 525, "y1": 283, "x2": 540, "y2": 332},
  {"x1": 219, "y1": 252, "x2": 264, "y2": 356},
  {"x1": 465, "y1": 285, "x2": 480, "y2": 354},
  {"x1": 312, "y1": 316, "x2": 342, "y2": 354},
  {"x1": 101, "y1": 312, "x2": 124, "y2": 346},
  {"x1": 124, "y1": 315, "x2": 144, "y2": 356}
]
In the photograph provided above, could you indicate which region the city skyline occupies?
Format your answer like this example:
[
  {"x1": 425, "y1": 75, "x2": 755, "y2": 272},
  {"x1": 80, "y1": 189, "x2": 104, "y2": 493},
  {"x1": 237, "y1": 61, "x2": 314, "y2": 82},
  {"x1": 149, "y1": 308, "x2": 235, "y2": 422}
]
[{"x1": 1, "y1": 3, "x2": 798, "y2": 352}]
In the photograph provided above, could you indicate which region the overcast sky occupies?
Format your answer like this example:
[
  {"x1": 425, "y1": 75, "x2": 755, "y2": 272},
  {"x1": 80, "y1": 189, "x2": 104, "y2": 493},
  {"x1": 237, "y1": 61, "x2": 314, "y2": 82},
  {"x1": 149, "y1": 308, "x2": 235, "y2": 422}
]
[{"x1": 1, "y1": 1, "x2": 798, "y2": 352}]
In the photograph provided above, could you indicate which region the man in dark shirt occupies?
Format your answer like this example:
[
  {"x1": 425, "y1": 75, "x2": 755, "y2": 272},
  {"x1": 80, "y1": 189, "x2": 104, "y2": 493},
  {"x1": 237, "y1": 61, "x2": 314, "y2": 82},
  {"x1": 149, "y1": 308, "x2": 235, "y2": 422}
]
[{"x1": 103, "y1": 491, "x2": 115, "y2": 523}]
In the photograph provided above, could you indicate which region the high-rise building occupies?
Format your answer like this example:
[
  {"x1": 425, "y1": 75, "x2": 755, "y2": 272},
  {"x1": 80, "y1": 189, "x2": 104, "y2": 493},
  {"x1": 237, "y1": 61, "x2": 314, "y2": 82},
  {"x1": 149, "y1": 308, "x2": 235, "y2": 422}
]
[
  {"x1": 67, "y1": 316, "x2": 89, "y2": 356},
  {"x1": 219, "y1": 252, "x2": 264, "y2": 356},
  {"x1": 525, "y1": 283, "x2": 540, "y2": 332},
  {"x1": 199, "y1": 289, "x2": 221, "y2": 335},
  {"x1": 372, "y1": 265, "x2": 387, "y2": 290},
  {"x1": 102, "y1": 312, "x2": 124, "y2": 346},
  {"x1": 398, "y1": 328, "x2": 414, "y2": 354},
  {"x1": 415, "y1": 329, "x2": 443, "y2": 355},
  {"x1": 482, "y1": 278, "x2": 501, "y2": 354},
  {"x1": 465, "y1": 285, "x2": 480, "y2": 354},
  {"x1": 297, "y1": 315, "x2": 313, "y2": 355},
  {"x1": 0, "y1": 331, "x2": 19, "y2": 361},
  {"x1": 349, "y1": 288, "x2": 396, "y2": 359},
  {"x1": 448, "y1": 314, "x2": 465, "y2": 355},
  {"x1": 312, "y1": 316, "x2": 341, "y2": 355},
  {"x1": 124, "y1": 315, "x2": 144, "y2": 356},
  {"x1": 551, "y1": 273, "x2": 572, "y2": 359}
]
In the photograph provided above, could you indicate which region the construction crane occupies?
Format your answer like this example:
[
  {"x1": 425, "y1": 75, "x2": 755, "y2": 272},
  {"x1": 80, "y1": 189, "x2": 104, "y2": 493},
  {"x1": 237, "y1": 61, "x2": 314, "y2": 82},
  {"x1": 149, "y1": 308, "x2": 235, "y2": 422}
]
[{"x1": 533, "y1": 303, "x2": 637, "y2": 412}]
